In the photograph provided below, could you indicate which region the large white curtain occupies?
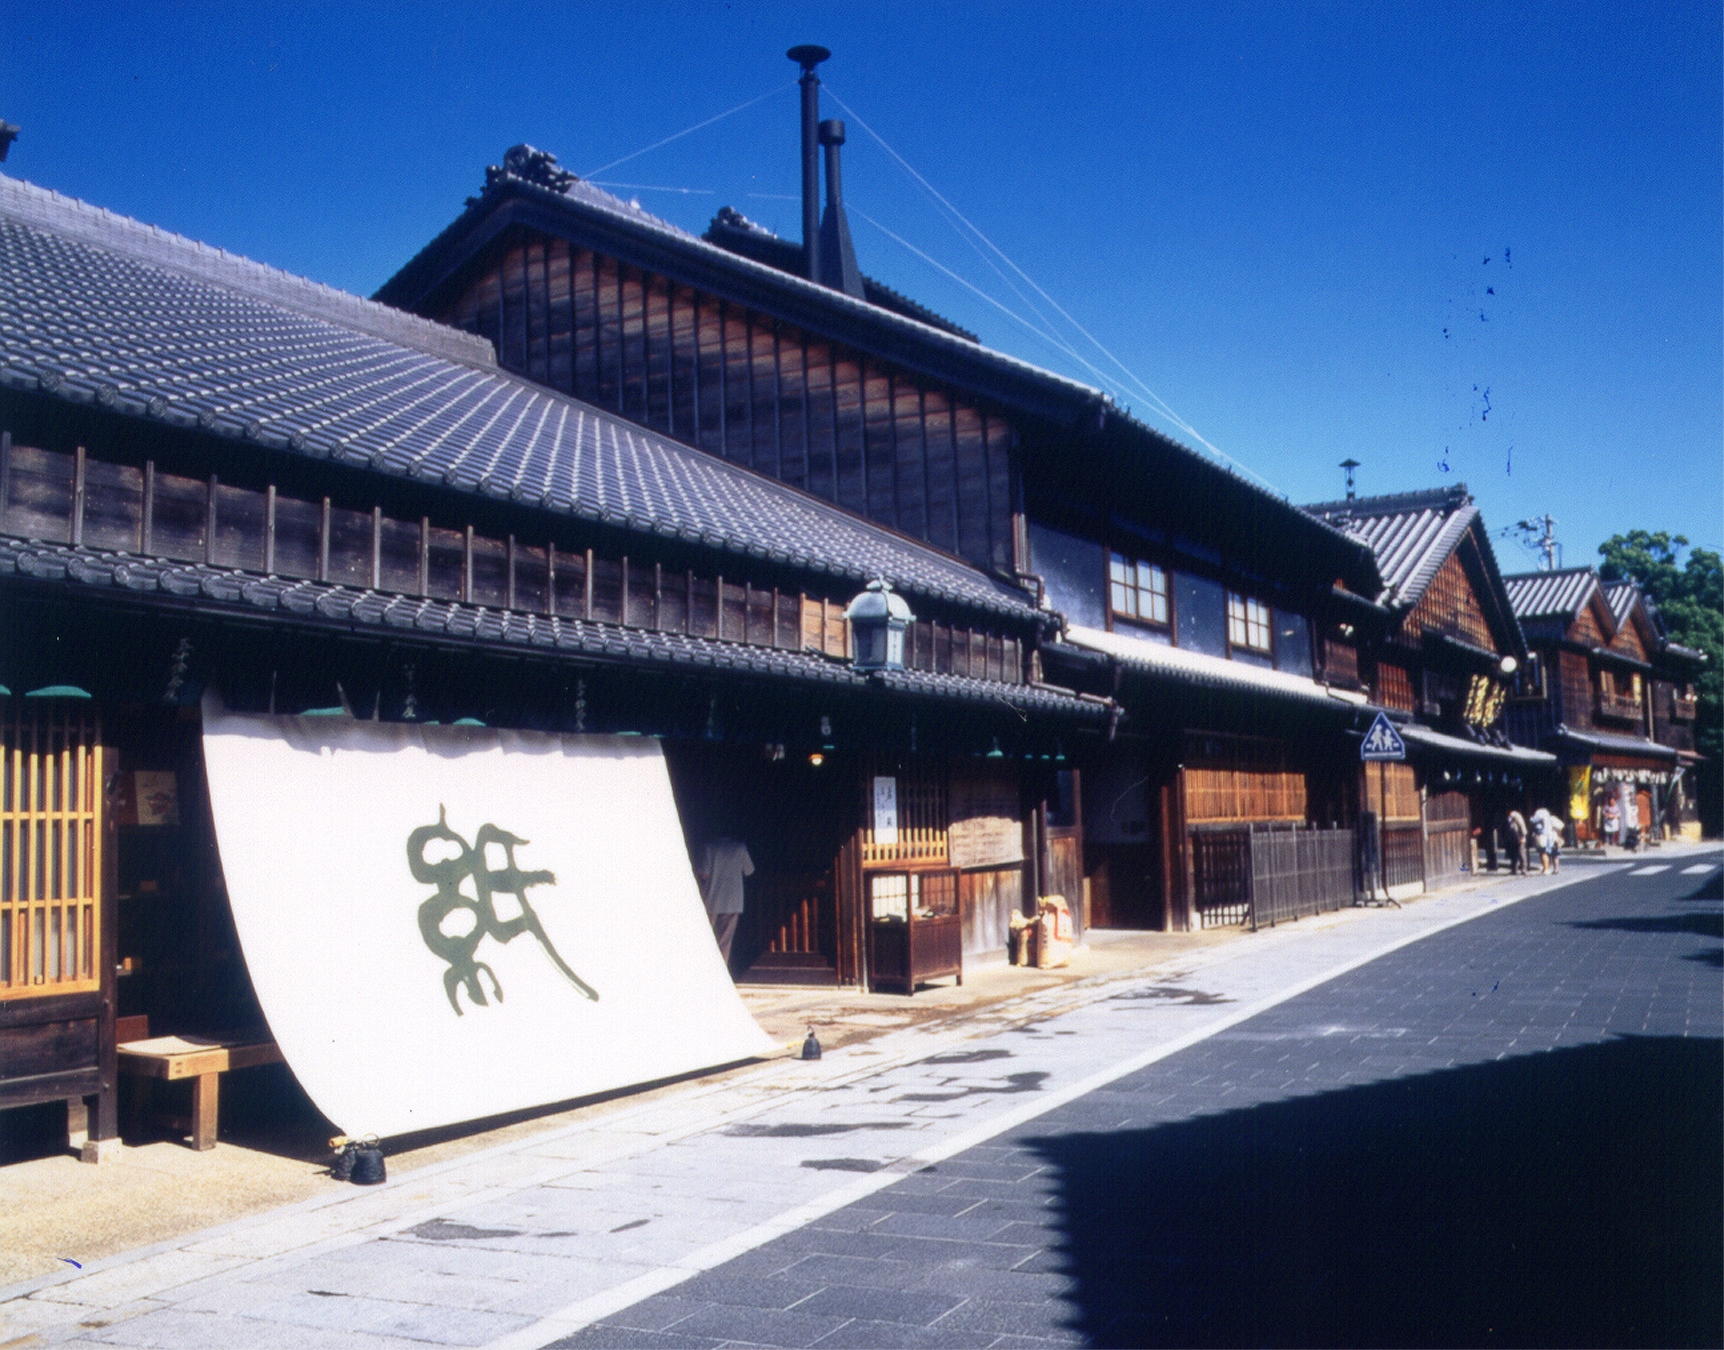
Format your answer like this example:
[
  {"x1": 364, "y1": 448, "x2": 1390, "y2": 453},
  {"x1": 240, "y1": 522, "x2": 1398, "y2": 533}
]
[{"x1": 201, "y1": 698, "x2": 774, "y2": 1139}]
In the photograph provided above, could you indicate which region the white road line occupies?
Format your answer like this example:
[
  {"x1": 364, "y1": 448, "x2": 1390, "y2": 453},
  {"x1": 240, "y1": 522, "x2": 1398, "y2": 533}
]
[
  {"x1": 1682, "y1": 863, "x2": 1718, "y2": 875},
  {"x1": 1629, "y1": 865, "x2": 1671, "y2": 876},
  {"x1": 481, "y1": 866, "x2": 1616, "y2": 1350}
]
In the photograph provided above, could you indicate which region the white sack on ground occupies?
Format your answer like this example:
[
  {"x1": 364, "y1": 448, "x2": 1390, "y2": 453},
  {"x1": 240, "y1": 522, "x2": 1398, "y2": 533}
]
[{"x1": 201, "y1": 698, "x2": 775, "y2": 1139}]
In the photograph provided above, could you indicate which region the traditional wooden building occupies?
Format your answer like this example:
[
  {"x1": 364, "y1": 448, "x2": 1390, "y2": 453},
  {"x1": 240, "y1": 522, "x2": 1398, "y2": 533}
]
[
  {"x1": 1604, "y1": 580, "x2": 1708, "y2": 840},
  {"x1": 373, "y1": 139, "x2": 1388, "y2": 935},
  {"x1": 1503, "y1": 567, "x2": 1682, "y2": 844},
  {"x1": 1305, "y1": 486, "x2": 1554, "y2": 885},
  {"x1": 0, "y1": 173, "x2": 1110, "y2": 1153}
]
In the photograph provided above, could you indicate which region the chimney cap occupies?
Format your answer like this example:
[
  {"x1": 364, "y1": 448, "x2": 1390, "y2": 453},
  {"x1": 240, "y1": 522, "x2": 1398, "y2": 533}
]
[
  {"x1": 787, "y1": 44, "x2": 831, "y2": 69},
  {"x1": 818, "y1": 119, "x2": 846, "y2": 146}
]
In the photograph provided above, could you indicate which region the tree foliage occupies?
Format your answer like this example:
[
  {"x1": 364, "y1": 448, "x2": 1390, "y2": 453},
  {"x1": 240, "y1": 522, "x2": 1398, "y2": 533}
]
[{"x1": 1598, "y1": 530, "x2": 1722, "y2": 762}]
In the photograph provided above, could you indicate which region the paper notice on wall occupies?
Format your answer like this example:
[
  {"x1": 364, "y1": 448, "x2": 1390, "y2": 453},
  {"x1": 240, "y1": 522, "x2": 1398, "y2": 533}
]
[
  {"x1": 948, "y1": 770, "x2": 1024, "y2": 871},
  {"x1": 201, "y1": 698, "x2": 774, "y2": 1139},
  {"x1": 872, "y1": 776, "x2": 900, "y2": 845}
]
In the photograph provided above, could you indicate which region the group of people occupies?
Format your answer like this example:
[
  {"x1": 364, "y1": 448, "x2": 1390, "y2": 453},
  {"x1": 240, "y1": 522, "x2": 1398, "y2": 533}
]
[{"x1": 1505, "y1": 805, "x2": 1564, "y2": 875}]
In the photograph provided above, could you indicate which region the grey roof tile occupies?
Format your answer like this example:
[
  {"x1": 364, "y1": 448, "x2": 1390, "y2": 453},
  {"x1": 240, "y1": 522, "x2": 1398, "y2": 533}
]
[
  {"x1": 1503, "y1": 567, "x2": 1601, "y2": 623},
  {"x1": 0, "y1": 174, "x2": 1036, "y2": 623},
  {"x1": 0, "y1": 536, "x2": 1100, "y2": 719},
  {"x1": 1304, "y1": 485, "x2": 1480, "y2": 610}
]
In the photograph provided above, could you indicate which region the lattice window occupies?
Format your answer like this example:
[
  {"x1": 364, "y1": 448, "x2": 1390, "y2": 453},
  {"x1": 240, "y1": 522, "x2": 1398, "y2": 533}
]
[
  {"x1": 1109, "y1": 553, "x2": 1169, "y2": 626},
  {"x1": 861, "y1": 765, "x2": 948, "y2": 867},
  {"x1": 1, "y1": 702, "x2": 104, "y2": 1000},
  {"x1": 1226, "y1": 593, "x2": 1271, "y2": 652}
]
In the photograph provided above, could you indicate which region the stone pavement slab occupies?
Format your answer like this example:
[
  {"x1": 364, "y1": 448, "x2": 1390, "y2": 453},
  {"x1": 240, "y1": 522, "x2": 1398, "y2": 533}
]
[
  {"x1": 555, "y1": 851, "x2": 1720, "y2": 1348},
  {"x1": 3, "y1": 849, "x2": 1716, "y2": 1350}
]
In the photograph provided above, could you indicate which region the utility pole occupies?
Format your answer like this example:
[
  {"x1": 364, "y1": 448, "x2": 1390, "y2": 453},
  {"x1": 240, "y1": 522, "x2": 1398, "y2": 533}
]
[{"x1": 1515, "y1": 515, "x2": 1561, "y2": 571}]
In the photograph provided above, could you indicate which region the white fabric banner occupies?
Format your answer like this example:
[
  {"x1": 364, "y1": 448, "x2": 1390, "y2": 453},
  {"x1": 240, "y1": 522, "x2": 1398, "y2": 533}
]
[{"x1": 201, "y1": 699, "x2": 775, "y2": 1139}]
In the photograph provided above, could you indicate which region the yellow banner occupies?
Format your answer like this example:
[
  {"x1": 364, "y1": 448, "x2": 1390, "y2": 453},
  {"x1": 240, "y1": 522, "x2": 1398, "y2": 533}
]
[{"x1": 1568, "y1": 766, "x2": 1591, "y2": 823}]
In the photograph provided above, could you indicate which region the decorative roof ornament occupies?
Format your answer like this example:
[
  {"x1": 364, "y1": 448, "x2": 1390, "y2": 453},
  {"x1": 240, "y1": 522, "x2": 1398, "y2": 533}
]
[{"x1": 483, "y1": 145, "x2": 576, "y2": 196}]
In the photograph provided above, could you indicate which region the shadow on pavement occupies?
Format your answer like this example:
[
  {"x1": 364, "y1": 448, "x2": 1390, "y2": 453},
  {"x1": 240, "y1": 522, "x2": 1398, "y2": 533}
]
[
  {"x1": 1029, "y1": 1034, "x2": 1722, "y2": 1348},
  {"x1": 1683, "y1": 871, "x2": 1723, "y2": 901},
  {"x1": 1569, "y1": 912, "x2": 1724, "y2": 938}
]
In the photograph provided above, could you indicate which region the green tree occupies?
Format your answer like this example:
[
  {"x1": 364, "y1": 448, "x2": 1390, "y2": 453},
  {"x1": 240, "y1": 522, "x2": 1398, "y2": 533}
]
[{"x1": 1598, "y1": 530, "x2": 1723, "y2": 765}]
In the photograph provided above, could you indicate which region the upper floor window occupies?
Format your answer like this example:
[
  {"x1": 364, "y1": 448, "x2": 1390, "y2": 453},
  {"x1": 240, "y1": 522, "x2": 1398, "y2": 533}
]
[
  {"x1": 1110, "y1": 554, "x2": 1169, "y2": 626},
  {"x1": 1227, "y1": 593, "x2": 1271, "y2": 653}
]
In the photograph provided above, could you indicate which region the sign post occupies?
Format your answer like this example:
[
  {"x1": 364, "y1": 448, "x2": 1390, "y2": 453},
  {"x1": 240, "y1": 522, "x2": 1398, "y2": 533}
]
[{"x1": 1360, "y1": 713, "x2": 1407, "y2": 905}]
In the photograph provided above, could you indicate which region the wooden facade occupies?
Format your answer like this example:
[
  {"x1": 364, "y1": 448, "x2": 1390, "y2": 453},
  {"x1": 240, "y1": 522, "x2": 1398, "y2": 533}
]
[
  {"x1": 0, "y1": 435, "x2": 1027, "y2": 688},
  {"x1": 434, "y1": 235, "x2": 1018, "y2": 575}
]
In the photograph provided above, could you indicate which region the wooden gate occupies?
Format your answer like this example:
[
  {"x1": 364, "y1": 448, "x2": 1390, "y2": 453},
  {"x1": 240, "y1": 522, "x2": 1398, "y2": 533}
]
[{"x1": 1423, "y1": 789, "x2": 1471, "y2": 886}]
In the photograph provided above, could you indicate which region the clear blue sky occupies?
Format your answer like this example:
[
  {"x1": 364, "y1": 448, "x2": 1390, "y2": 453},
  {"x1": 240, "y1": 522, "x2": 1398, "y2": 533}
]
[{"x1": 2, "y1": 1, "x2": 1718, "y2": 570}]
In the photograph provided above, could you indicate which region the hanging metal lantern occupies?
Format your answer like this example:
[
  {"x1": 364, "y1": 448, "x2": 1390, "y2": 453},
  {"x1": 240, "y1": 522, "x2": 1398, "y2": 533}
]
[{"x1": 844, "y1": 579, "x2": 914, "y2": 672}]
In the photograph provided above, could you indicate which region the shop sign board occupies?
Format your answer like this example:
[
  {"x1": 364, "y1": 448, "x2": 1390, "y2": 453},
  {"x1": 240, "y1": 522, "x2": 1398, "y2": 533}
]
[{"x1": 948, "y1": 771, "x2": 1024, "y2": 871}]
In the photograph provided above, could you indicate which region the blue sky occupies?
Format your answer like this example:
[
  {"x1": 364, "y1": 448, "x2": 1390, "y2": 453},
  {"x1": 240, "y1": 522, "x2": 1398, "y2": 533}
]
[{"x1": 2, "y1": 1, "x2": 1717, "y2": 569}]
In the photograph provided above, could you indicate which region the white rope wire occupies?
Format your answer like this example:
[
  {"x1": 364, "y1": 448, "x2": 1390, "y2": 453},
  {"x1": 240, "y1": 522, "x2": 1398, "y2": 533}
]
[
  {"x1": 850, "y1": 207, "x2": 1146, "y2": 406},
  {"x1": 582, "y1": 81, "x2": 795, "y2": 180},
  {"x1": 588, "y1": 182, "x2": 715, "y2": 195},
  {"x1": 826, "y1": 86, "x2": 1284, "y2": 496}
]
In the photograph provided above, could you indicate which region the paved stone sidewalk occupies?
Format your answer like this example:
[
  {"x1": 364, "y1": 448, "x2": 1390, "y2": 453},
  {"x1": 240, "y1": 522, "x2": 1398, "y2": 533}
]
[
  {"x1": 4, "y1": 853, "x2": 1709, "y2": 1349},
  {"x1": 558, "y1": 850, "x2": 1723, "y2": 1348}
]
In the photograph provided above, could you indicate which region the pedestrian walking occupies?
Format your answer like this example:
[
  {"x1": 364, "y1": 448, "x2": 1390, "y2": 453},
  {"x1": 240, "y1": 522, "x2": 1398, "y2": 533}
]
[
  {"x1": 1530, "y1": 806, "x2": 1561, "y2": 874},
  {"x1": 1506, "y1": 808, "x2": 1529, "y2": 875}
]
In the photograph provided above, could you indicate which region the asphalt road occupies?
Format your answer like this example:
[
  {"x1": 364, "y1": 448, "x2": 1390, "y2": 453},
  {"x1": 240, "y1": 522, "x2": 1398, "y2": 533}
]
[{"x1": 558, "y1": 856, "x2": 1723, "y2": 1349}]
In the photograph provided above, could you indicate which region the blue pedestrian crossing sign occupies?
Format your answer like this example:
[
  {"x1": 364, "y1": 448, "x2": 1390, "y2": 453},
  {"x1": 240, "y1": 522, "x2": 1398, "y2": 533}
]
[{"x1": 1360, "y1": 711, "x2": 1408, "y2": 761}]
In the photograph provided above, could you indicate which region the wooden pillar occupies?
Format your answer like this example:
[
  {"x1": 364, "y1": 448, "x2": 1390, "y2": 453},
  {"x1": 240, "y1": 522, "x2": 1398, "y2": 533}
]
[{"x1": 93, "y1": 730, "x2": 119, "y2": 1152}]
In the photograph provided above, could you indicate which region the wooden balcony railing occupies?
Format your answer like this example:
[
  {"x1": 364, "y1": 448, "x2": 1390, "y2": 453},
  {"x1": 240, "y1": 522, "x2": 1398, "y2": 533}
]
[
  {"x1": 1673, "y1": 695, "x2": 1698, "y2": 721},
  {"x1": 1596, "y1": 692, "x2": 1642, "y2": 723}
]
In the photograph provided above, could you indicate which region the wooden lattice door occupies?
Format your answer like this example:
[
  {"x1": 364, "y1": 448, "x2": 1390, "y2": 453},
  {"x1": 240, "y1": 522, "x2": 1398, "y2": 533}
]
[{"x1": 1, "y1": 701, "x2": 105, "y2": 999}]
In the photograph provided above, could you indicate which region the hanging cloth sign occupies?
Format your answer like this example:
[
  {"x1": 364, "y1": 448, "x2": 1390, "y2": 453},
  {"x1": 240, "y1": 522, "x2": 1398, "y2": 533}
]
[{"x1": 201, "y1": 697, "x2": 774, "y2": 1139}]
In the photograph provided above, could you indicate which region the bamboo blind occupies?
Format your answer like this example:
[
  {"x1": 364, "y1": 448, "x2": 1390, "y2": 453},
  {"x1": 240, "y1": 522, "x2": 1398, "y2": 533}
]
[
  {"x1": 861, "y1": 766, "x2": 949, "y2": 867},
  {"x1": 1, "y1": 701, "x2": 104, "y2": 1000},
  {"x1": 1183, "y1": 733, "x2": 1307, "y2": 823},
  {"x1": 1370, "y1": 761, "x2": 1422, "y2": 823}
]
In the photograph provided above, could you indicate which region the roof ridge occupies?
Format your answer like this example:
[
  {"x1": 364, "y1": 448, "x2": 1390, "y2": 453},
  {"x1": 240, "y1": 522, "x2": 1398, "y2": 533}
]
[
  {"x1": 0, "y1": 173, "x2": 497, "y2": 370},
  {"x1": 1304, "y1": 482, "x2": 1472, "y2": 517}
]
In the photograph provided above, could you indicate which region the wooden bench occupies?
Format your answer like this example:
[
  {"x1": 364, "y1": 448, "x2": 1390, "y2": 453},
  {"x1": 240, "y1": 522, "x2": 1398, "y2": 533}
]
[{"x1": 117, "y1": 1032, "x2": 283, "y2": 1150}]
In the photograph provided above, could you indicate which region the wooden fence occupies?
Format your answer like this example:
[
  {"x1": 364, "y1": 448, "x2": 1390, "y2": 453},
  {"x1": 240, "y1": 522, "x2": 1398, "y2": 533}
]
[{"x1": 1190, "y1": 822, "x2": 1360, "y2": 931}]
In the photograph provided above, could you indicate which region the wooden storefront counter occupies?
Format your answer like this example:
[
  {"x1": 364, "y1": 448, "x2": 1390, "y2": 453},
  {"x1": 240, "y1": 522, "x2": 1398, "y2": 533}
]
[
  {"x1": 867, "y1": 913, "x2": 963, "y2": 995},
  {"x1": 118, "y1": 1033, "x2": 283, "y2": 1150}
]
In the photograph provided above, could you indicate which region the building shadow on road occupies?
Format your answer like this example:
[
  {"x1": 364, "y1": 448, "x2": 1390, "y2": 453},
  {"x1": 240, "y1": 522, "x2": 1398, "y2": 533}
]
[
  {"x1": 1026, "y1": 1034, "x2": 1722, "y2": 1348},
  {"x1": 1569, "y1": 912, "x2": 1723, "y2": 939}
]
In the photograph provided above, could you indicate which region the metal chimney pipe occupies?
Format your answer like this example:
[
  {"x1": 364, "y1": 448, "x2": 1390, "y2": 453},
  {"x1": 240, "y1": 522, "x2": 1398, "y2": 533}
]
[
  {"x1": 787, "y1": 45, "x2": 830, "y2": 283},
  {"x1": 819, "y1": 119, "x2": 846, "y2": 214}
]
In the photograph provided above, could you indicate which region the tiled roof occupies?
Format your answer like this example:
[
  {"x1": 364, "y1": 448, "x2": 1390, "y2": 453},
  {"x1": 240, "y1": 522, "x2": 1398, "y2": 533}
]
[
  {"x1": 1397, "y1": 722, "x2": 1555, "y2": 767},
  {"x1": 376, "y1": 154, "x2": 1380, "y2": 588},
  {"x1": 0, "y1": 174, "x2": 1037, "y2": 622},
  {"x1": 0, "y1": 537, "x2": 1102, "y2": 718},
  {"x1": 1303, "y1": 485, "x2": 1481, "y2": 610},
  {"x1": 702, "y1": 207, "x2": 980, "y2": 341},
  {"x1": 1549, "y1": 725, "x2": 1678, "y2": 761},
  {"x1": 1060, "y1": 625, "x2": 1370, "y2": 713},
  {"x1": 1602, "y1": 579, "x2": 1641, "y2": 630},
  {"x1": 1503, "y1": 567, "x2": 1602, "y2": 623}
]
